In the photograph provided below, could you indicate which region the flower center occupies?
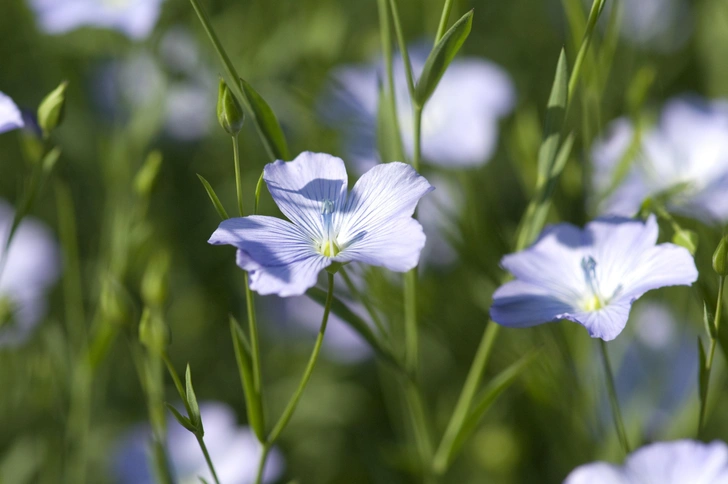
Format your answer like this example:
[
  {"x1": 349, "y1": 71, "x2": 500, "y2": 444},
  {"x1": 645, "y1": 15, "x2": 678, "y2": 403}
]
[
  {"x1": 581, "y1": 256, "x2": 606, "y2": 311},
  {"x1": 319, "y1": 199, "x2": 340, "y2": 257}
]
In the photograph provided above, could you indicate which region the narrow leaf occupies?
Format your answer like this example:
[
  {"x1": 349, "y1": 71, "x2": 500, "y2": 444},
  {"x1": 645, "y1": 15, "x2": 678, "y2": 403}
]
[
  {"x1": 196, "y1": 174, "x2": 229, "y2": 220},
  {"x1": 698, "y1": 338, "x2": 709, "y2": 409},
  {"x1": 549, "y1": 132, "x2": 575, "y2": 178},
  {"x1": 376, "y1": 80, "x2": 406, "y2": 163},
  {"x1": 199, "y1": 478, "x2": 211, "y2": 484},
  {"x1": 307, "y1": 288, "x2": 397, "y2": 367},
  {"x1": 536, "y1": 49, "x2": 569, "y2": 180},
  {"x1": 705, "y1": 301, "x2": 716, "y2": 339},
  {"x1": 230, "y1": 316, "x2": 266, "y2": 441},
  {"x1": 414, "y1": 9, "x2": 473, "y2": 106},
  {"x1": 239, "y1": 78, "x2": 290, "y2": 160},
  {"x1": 443, "y1": 351, "x2": 538, "y2": 469},
  {"x1": 185, "y1": 364, "x2": 202, "y2": 433},
  {"x1": 166, "y1": 403, "x2": 196, "y2": 433}
]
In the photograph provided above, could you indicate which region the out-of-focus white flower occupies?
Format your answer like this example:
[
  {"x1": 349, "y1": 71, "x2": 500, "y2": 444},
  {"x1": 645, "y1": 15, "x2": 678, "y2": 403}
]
[
  {"x1": 94, "y1": 28, "x2": 216, "y2": 141},
  {"x1": 0, "y1": 199, "x2": 60, "y2": 346},
  {"x1": 323, "y1": 46, "x2": 515, "y2": 172},
  {"x1": 592, "y1": 96, "x2": 728, "y2": 224},
  {"x1": 564, "y1": 439, "x2": 728, "y2": 483},
  {"x1": 0, "y1": 92, "x2": 24, "y2": 134},
  {"x1": 29, "y1": 0, "x2": 164, "y2": 40},
  {"x1": 418, "y1": 174, "x2": 463, "y2": 267},
  {"x1": 115, "y1": 401, "x2": 284, "y2": 484}
]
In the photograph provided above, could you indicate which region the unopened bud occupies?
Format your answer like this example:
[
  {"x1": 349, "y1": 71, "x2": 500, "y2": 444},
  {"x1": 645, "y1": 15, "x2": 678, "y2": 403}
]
[
  {"x1": 134, "y1": 150, "x2": 164, "y2": 198},
  {"x1": 139, "y1": 309, "x2": 169, "y2": 355},
  {"x1": 217, "y1": 78, "x2": 244, "y2": 135},
  {"x1": 141, "y1": 252, "x2": 171, "y2": 308},
  {"x1": 713, "y1": 235, "x2": 728, "y2": 276},
  {"x1": 38, "y1": 81, "x2": 68, "y2": 137}
]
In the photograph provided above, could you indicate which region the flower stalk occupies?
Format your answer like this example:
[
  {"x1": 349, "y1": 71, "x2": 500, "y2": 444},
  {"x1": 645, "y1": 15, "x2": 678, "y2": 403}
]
[{"x1": 599, "y1": 340, "x2": 631, "y2": 454}]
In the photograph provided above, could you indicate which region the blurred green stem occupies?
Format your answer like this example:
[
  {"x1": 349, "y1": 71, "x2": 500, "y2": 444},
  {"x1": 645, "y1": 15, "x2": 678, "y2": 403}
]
[
  {"x1": 258, "y1": 272, "x2": 334, "y2": 481},
  {"x1": 567, "y1": 0, "x2": 606, "y2": 108},
  {"x1": 388, "y1": 0, "x2": 416, "y2": 98},
  {"x1": 434, "y1": 0, "x2": 454, "y2": 43},
  {"x1": 699, "y1": 275, "x2": 725, "y2": 432},
  {"x1": 340, "y1": 267, "x2": 388, "y2": 340},
  {"x1": 599, "y1": 340, "x2": 630, "y2": 454},
  {"x1": 232, "y1": 135, "x2": 244, "y2": 217},
  {"x1": 433, "y1": 322, "x2": 500, "y2": 474},
  {"x1": 254, "y1": 445, "x2": 271, "y2": 484}
]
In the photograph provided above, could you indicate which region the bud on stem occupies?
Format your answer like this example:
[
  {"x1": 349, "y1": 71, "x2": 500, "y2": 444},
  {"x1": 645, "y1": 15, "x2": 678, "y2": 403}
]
[
  {"x1": 713, "y1": 235, "x2": 728, "y2": 276},
  {"x1": 38, "y1": 81, "x2": 68, "y2": 137},
  {"x1": 217, "y1": 78, "x2": 244, "y2": 135}
]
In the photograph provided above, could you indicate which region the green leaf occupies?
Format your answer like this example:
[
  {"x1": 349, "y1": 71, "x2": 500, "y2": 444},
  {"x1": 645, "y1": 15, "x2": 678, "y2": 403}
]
[
  {"x1": 673, "y1": 229, "x2": 699, "y2": 256},
  {"x1": 705, "y1": 301, "x2": 716, "y2": 339},
  {"x1": 163, "y1": 354, "x2": 194, "y2": 417},
  {"x1": 230, "y1": 316, "x2": 266, "y2": 441},
  {"x1": 254, "y1": 170, "x2": 265, "y2": 215},
  {"x1": 443, "y1": 351, "x2": 537, "y2": 469},
  {"x1": 698, "y1": 338, "x2": 709, "y2": 410},
  {"x1": 185, "y1": 364, "x2": 202, "y2": 433},
  {"x1": 166, "y1": 403, "x2": 196, "y2": 432},
  {"x1": 199, "y1": 478, "x2": 211, "y2": 484},
  {"x1": 550, "y1": 132, "x2": 575, "y2": 179},
  {"x1": 196, "y1": 174, "x2": 229, "y2": 220},
  {"x1": 536, "y1": 49, "x2": 569, "y2": 180},
  {"x1": 239, "y1": 78, "x2": 290, "y2": 160},
  {"x1": 414, "y1": 10, "x2": 473, "y2": 106}
]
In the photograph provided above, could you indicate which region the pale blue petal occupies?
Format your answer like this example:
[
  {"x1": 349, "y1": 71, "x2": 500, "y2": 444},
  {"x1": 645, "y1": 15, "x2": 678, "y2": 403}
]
[
  {"x1": 209, "y1": 216, "x2": 328, "y2": 297},
  {"x1": 563, "y1": 462, "x2": 627, "y2": 484},
  {"x1": 563, "y1": 299, "x2": 632, "y2": 341},
  {"x1": 500, "y1": 223, "x2": 587, "y2": 302},
  {"x1": 625, "y1": 440, "x2": 728, "y2": 484},
  {"x1": 264, "y1": 152, "x2": 348, "y2": 240},
  {"x1": 490, "y1": 280, "x2": 576, "y2": 328},
  {"x1": 0, "y1": 92, "x2": 24, "y2": 134},
  {"x1": 335, "y1": 162, "x2": 433, "y2": 272}
]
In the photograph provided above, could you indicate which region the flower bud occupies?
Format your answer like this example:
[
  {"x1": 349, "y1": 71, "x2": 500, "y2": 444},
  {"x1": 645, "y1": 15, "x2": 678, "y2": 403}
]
[
  {"x1": 134, "y1": 150, "x2": 163, "y2": 198},
  {"x1": 141, "y1": 252, "x2": 171, "y2": 309},
  {"x1": 139, "y1": 309, "x2": 169, "y2": 355},
  {"x1": 37, "y1": 81, "x2": 68, "y2": 137},
  {"x1": 713, "y1": 235, "x2": 728, "y2": 276},
  {"x1": 217, "y1": 78, "x2": 244, "y2": 135}
]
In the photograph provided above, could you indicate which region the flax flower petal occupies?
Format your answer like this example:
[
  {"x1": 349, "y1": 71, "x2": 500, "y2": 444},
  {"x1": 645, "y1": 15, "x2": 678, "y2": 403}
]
[
  {"x1": 209, "y1": 216, "x2": 329, "y2": 297},
  {"x1": 264, "y1": 152, "x2": 349, "y2": 240},
  {"x1": 335, "y1": 162, "x2": 433, "y2": 272},
  {"x1": 0, "y1": 92, "x2": 24, "y2": 134}
]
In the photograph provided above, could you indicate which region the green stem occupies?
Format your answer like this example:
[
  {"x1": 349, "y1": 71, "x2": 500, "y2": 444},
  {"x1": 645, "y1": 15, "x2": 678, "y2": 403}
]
[
  {"x1": 376, "y1": 0, "x2": 406, "y2": 161},
  {"x1": 567, "y1": 0, "x2": 606, "y2": 105},
  {"x1": 196, "y1": 435, "x2": 222, "y2": 484},
  {"x1": 404, "y1": 380, "x2": 435, "y2": 483},
  {"x1": 433, "y1": 323, "x2": 500, "y2": 474},
  {"x1": 387, "y1": 0, "x2": 417, "y2": 99},
  {"x1": 412, "y1": 106, "x2": 423, "y2": 172},
  {"x1": 404, "y1": 269, "x2": 419, "y2": 376},
  {"x1": 232, "y1": 135, "x2": 244, "y2": 217},
  {"x1": 340, "y1": 268, "x2": 388, "y2": 340},
  {"x1": 245, "y1": 273, "x2": 263, "y2": 396},
  {"x1": 699, "y1": 275, "x2": 725, "y2": 432},
  {"x1": 599, "y1": 339, "x2": 630, "y2": 454},
  {"x1": 188, "y1": 0, "x2": 276, "y2": 160},
  {"x1": 265, "y1": 273, "x2": 335, "y2": 445},
  {"x1": 254, "y1": 445, "x2": 271, "y2": 484},
  {"x1": 434, "y1": 0, "x2": 454, "y2": 43}
]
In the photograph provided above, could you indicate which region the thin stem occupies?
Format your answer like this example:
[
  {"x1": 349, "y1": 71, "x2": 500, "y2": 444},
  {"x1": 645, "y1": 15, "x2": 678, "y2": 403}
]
[
  {"x1": 699, "y1": 275, "x2": 725, "y2": 432},
  {"x1": 388, "y1": 0, "x2": 417, "y2": 99},
  {"x1": 404, "y1": 380, "x2": 435, "y2": 483},
  {"x1": 434, "y1": 0, "x2": 454, "y2": 43},
  {"x1": 412, "y1": 106, "x2": 423, "y2": 172},
  {"x1": 404, "y1": 269, "x2": 419, "y2": 376},
  {"x1": 599, "y1": 340, "x2": 630, "y2": 454},
  {"x1": 232, "y1": 135, "x2": 244, "y2": 217},
  {"x1": 567, "y1": 0, "x2": 606, "y2": 104},
  {"x1": 266, "y1": 273, "x2": 335, "y2": 445},
  {"x1": 340, "y1": 268, "x2": 388, "y2": 340},
  {"x1": 376, "y1": 0, "x2": 406, "y2": 162},
  {"x1": 254, "y1": 445, "x2": 271, "y2": 484},
  {"x1": 245, "y1": 273, "x2": 263, "y2": 395},
  {"x1": 433, "y1": 323, "x2": 500, "y2": 474},
  {"x1": 196, "y1": 435, "x2": 222, "y2": 484}
]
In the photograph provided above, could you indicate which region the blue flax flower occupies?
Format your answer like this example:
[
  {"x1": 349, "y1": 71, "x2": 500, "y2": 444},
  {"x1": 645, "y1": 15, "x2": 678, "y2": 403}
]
[
  {"x1": 0, "y1": 92, "x2": 24, "y2": 134},
  {"x1": 490, "y1": 216, "x2": 697, "y2": 341},
  {"x1": 209, "y1": 152, "x2": 433, "y2": 297},
  {"x1": 564, "y1": 439, "x2": 728, "y2": 483}
]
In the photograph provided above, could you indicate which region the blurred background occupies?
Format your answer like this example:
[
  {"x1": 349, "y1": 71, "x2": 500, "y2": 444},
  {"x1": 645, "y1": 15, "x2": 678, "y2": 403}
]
[{"x1": 1, "y1": 0, "x2": 727, "y2": 482}]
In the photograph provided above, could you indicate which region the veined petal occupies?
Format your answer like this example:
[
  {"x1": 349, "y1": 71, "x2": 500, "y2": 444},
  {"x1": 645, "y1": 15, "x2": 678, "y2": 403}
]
[
  {"x1": 625, "y1": 440, "x2": 728, "y2": 484},
  {"x1": 563, "y1": 299, "x2": 632, "y2": 342},
  {"x1": 618, "y1": 243, "x2": 698, "y2": 301},
  {"x1": 0, "y1": 92, "x2": 24, "y2": 134},
  {"x1": 563, "y1": 463, "x2": 627, "y2": 484},
  {"x1": 335, "y1": 162, "x2": 433, "y2": 271},
  {"x1": 209, "y1": 216, "x2": 329, "y2": 297},
  {"x1": 264, "y1": 152, "x2": 348, "y2": 240},
  {"x1": 500, "y1": 223, "x2": 587, "y2": 302},
  {"x1": 490, "y1": 280, "x2": 577, "y2": 328}
]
